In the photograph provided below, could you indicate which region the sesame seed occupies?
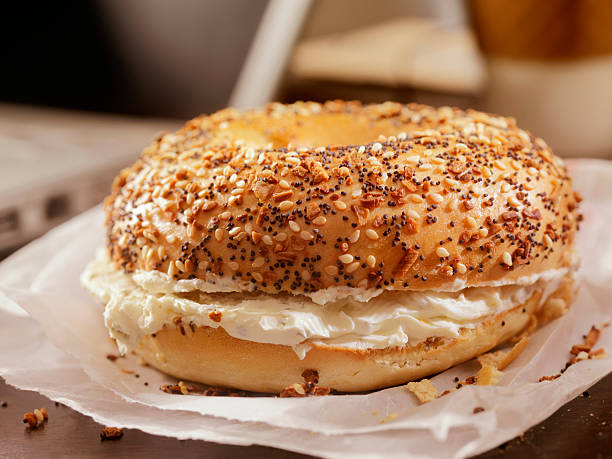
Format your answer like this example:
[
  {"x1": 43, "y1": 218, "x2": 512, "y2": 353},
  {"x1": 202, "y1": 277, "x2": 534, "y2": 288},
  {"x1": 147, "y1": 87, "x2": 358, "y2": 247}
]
[
  {"x1": 219, "y1": 211, "x2": 232, "y2": 220},
  {"x1": 406, "y1": 210, "x2": 420, "y2": 220},
  {"x1": 230, "y1": 188, "x2": 244, "y2": 196},
  {"x1": 366, "y1": 255, "x2": 376, "y2": 268},
  {"x1": 279, "y1": 200, "x2": 294, "y2": 211},
  {"x1": 252, "y1": 272, "x2": 263, "y2": 282},
  {"x1": 445, "y1": 177, "x2": 459, "y2": 187},
  {"x1": 300, "y1": 230, "x2": 314, "y2": 241},
  {"x1": 428, "y1": 193, "x2": 444, "y2": 204},
  {"x1": 274, "y1": 232, "x2": 288, "y2": 242},
  {"x1": 228, "y1": 226, "x2": 242, "y2": 236},
  {"x1": 479, "y1": 227, "x2": 489, "y2": 238},
  {"x1": 436, "y1": 247, "x2": 449, "y2": 258},
  {"x1": 455, "y1": 143, "x2": 469, "y2": 153},
  {"x1": 456, "y1": 262, "x2": 467, "y2": 274},
  {"x1": 324, "y1": 265, "x2": 338, "y2": 276},
  {"x1": 286, "y1": 157, "x2": 300, "y2": 166},
  {"x1": 252, "y1": 257, "x2": 265, "y2": 268},
  {"x1": 494, "y1": 160, "x2": 506, "y2": 170},
  {"x1": 464, "y1": 216, "x2": 477, "y2": 228},
  {"x1": 351, "y1": 189, "x2": 362, "y2": 198},
  {"x1": 313, "y1": 216, "x2": 327, "y2": 226},
  {"x1": 501, "y1": 182, "x2": 511, "y2": 193},
  {"x1": 544, "y1": 234, "x2": 553, "y2": 248},
  {"x1": 346, "y1": 261, "x2": 360, "y2": 273},
  {"x1": 228, "y1": 261, "x2": 239, "y2": 271},
  {"x1": 408, "y1": 194, "x2": 423, "y2": 203},
  {"x1": 214, "y1": 228, "x2": 225, "y2": 242},
  {"x1": 366, "y1": 229, "x2": 379, "y2": 240},
  {"x1": 527, "y1": 167, "x2": 538, "y2": 176},
  {"x1": 339, "y1": 254, "x2": 354, "y2": 264},
  {"x1": 508, "y1": 196, "x2": 522, "y2": 207},
  {"x1": 502, "y1": 251, "x2": 513, "y2": 266},
  {"x1": 175, "y1": 260, "x2": 185, "y2": 271},
  {"x1": 262, "y1": 235, "x2": 274, "y2": 245},
  {"x1": 289, "y1": 221, "x2": 301, "y2": 232},
  {"x1": 334, "y1": 200, "x2": 347, "y2": 210},
  {"x1": 279, "y1": 179, "x2": 290, "y2": 189},
  {"x1": 372, "y1": 142, "x2": 382, "y2": 152}
]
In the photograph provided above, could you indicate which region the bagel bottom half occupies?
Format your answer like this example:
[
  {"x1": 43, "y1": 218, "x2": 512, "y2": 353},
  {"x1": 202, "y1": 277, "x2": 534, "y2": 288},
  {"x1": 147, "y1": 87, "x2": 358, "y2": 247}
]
[{"x1": 135, "y1": 277, "x2": 576, "y2": 393}]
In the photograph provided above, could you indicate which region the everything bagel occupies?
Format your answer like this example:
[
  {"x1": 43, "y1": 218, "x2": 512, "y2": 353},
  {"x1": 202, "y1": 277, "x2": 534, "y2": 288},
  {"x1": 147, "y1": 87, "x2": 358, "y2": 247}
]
[{"x1": 82, "y1": 101, "x2": 581, "y2": 392}]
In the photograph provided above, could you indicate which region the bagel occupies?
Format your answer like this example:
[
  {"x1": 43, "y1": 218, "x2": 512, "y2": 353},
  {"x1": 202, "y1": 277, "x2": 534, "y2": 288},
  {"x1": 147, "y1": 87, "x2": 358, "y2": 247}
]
[{"x1": 81, "y1": 101, "x2": 582, "y2": 393}]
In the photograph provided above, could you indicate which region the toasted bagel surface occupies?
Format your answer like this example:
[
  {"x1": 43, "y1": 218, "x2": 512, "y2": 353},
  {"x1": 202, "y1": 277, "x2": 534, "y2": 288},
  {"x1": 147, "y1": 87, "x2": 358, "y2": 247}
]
[{"x1": 105, "y1": 101, "x2": 581, "y2": 295}]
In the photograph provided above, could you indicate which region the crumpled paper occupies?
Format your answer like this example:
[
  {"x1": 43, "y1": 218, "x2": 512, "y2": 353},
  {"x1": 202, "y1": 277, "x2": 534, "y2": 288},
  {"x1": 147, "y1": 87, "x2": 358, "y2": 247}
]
[{"x1": 0, "y1": 159, "x2": 610, "y2": 458}]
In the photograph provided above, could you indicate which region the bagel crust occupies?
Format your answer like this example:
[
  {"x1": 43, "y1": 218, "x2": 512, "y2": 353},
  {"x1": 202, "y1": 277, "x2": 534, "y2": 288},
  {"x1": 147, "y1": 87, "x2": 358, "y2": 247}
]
[
  {"x1": 136, "y1": 275, "x2": 575, "y2": 393},
  {"x1": 104, "y1": 101, "x2": 582, "y2": 295}
]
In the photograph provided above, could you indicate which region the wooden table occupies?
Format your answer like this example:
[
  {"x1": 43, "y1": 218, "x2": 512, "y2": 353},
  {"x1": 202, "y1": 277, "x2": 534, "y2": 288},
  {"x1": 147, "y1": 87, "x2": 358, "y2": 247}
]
[{"x1": 0, "y1": 375, "x2": 609, "y2": 457}]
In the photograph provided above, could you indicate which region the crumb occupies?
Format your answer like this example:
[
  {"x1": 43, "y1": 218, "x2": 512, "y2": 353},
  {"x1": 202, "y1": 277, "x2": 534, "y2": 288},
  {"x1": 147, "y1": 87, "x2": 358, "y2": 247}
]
[
  {"x1": 202, "y1": 387, "x2": 245, "y2": 397},
  {"x1": 161, "y1": 382, "x2": 201, "y2": 395},
  {"x1": 301, "y1": 368, "x2": 319, "y2": 385},
  {"x1": 498, "y1": 337, "x2": 530, "y2": 370},
  {"x1": 208, "y1": 310, "x2": 222, "y2": 322},
  {"x1": 406, "y1": 379, "x2": 439, "y2": 404},
  {"x1": 22, "y1": 407, "x2": 48, "y2": 428},
  {"x1": 538, "y1": 374, "x2": 561, "y2": 382},
  {"x1": 279, "y1": 370, "x2": 332, "y2": 397},
  {"x1": 178, "y1": 381, "x2": 189, "y2": 395},
  {"x1": 279, "y1": 383, "x2": 307, "y2": 398},
  {"x1": 120, "y1": 368, "x2": 134, "y2": 374},
  {"x1": 589, "y1": 348, "x2": 606, "y2": 359},
  {"x1": 106, "y1": 354, "x2": 119, "y2": 362},
  {"x1": 570, "y1": 344, "x2": 591, "y2": 355},
  {"x1": 476, "y1": 364, "x2": 503, "y2": 386},
  {"x1": 473, "y1": 406, "x2": 485, "y2": 414},
  {"x1": 100, "y1": 427, "x2": 123, "y2": 441},
  {"x1": 380, "y1": 412, "x2": 399, "y2": 423},
  {"x1": 584, "y1": 326, "x2": 601, "y2": 348},
  {"x1": 160, "y1": 382, "x2": 246, "y2": 397}
]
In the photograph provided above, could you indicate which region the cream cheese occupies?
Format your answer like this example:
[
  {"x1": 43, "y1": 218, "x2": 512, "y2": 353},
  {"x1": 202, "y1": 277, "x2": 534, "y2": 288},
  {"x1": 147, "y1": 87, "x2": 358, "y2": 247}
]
[{"x1": 81, "y1": 250, "x2": 569, "y2": 359}]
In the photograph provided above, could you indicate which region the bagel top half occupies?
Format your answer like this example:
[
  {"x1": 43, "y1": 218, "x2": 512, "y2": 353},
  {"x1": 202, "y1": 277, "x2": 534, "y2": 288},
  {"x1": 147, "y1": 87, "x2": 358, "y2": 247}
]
[{"x1": 104, "y1": 101, "x2": 582, "y2": 297}]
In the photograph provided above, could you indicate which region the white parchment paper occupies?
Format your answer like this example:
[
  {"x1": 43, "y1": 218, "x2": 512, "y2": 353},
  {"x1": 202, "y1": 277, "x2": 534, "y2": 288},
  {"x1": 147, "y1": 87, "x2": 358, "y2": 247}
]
[{"x1": 0, "y1": 159, "x2": 611, "y2": 458}]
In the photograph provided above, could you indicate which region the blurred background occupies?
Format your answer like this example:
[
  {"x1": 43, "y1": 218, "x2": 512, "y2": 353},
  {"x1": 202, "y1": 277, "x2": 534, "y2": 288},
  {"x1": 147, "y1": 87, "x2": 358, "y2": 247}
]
[{"x1": 1, "y1": 0, "x2": 611, "y2": 255}]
